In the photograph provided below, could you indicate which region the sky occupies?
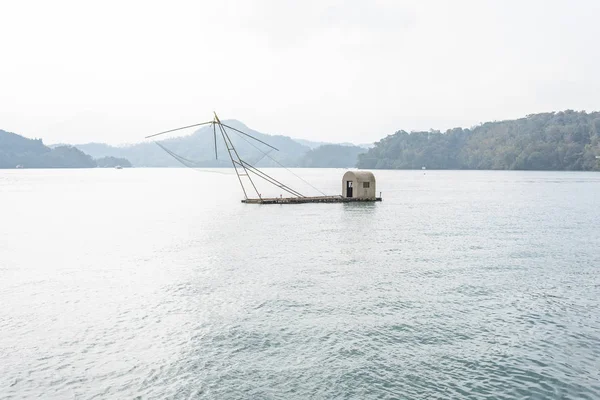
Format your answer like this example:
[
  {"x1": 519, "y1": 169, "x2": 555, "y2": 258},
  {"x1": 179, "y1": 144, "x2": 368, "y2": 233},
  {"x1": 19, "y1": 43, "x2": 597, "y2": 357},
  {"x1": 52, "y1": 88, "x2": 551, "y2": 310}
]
[{"x1": 1, "y1": 0, "x2": 599, "y2": 145}]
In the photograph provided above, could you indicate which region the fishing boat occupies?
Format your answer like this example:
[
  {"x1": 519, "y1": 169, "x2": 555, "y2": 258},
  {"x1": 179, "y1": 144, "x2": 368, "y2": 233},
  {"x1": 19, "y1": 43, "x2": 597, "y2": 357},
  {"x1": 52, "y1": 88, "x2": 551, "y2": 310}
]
[{"x1": 146, "y1": 112, "x2": 382, "y2": 204}]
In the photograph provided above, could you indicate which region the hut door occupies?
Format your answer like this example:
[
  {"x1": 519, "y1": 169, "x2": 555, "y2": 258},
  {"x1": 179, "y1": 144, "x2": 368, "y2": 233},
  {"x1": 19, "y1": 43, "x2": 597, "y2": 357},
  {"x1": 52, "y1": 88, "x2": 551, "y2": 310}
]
[{"x1": 346, "y1": 181, "x2": 353, "y2": 198}]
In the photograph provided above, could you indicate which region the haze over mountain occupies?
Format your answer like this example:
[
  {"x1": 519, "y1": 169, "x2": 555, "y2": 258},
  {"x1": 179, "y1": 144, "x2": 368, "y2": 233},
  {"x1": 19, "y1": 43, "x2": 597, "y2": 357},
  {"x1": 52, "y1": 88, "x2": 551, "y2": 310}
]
[
  {"x1": 0, "y1": 129, "x2": 129, "y2": 168},
  {"x1": 4, "y1": 110, "x2": 600, "y2": 170},
  {"x1": 69, "y1": 120, "x2": 366, "y2": 168}
]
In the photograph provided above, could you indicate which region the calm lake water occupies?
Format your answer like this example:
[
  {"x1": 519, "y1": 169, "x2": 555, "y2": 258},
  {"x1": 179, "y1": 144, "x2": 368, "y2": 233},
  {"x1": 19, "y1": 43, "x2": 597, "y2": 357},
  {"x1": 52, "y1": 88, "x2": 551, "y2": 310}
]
[{"x1": 1, "y1": 168, "x2": 599, "y2": 399}]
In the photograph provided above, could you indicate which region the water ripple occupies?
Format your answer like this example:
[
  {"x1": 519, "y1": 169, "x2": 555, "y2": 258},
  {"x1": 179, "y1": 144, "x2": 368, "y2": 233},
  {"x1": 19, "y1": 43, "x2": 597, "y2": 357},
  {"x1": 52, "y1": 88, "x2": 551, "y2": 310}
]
[{"x1": 1, "y1": 169, "x2": 599, "y2": 399}]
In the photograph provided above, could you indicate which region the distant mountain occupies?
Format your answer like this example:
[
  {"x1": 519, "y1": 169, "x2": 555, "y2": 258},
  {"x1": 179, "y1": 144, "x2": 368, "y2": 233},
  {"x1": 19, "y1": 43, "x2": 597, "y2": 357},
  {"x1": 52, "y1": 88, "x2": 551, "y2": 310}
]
[
  {"x1": 299, "y1": 144, "x2": 366, "y2": 168},
  {"x1": 72, "y1": 141, "x2": 175, "y2": 167},
  {"x1": 96, "y1": 156, "x2": 132, "y2": 168},
  {"x1": 357, "y1": 142, "x2": 375, "y2": 149},
  {"x1": 9, "y1": 111, "x2": 599, "y2": 171},
  {"x1": 70, "y1": 121, "x2": 374, "y2": 168},
  {"x1": 0, "y1": 130, "x2": 96, "y2": 168},
  {"x1": 293, "y1": 138, "x2": 329, "y2": 149},
  {"x1": 0, "y1": 130, "x2": 135, "y2": 169},
  {"x1": 358, "y1": 110, "x2": 600, "y2": 171},
  {"x1": 295, "y1": 138, "x2": 372, "y2": 150},
  {"x1": 73, "y1": 120, "x2": 312, "y2": 167}
]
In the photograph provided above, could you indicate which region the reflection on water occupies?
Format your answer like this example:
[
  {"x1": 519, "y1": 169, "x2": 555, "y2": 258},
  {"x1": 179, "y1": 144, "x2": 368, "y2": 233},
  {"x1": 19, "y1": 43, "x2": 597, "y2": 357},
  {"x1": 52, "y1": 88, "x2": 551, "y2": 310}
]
[
  {"x1": 0, "y1": 169, "x2": 599, "y2": 399},
  {"x1": 342, "y1": 201, "x2": 379, "y2": 212}
]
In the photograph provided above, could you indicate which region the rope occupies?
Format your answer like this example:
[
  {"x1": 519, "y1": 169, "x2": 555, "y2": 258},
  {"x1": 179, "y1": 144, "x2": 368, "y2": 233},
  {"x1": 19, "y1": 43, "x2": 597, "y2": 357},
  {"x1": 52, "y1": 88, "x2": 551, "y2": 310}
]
[
  {"x1": 154, "y1": 142, "x2": 233, "y2": 174},
  {"x1": 225, "y1": 126, "x2": 328, "y2": 196},
  {"x1": 148, "y1": 118, "x2": 329, "y2": 197}
]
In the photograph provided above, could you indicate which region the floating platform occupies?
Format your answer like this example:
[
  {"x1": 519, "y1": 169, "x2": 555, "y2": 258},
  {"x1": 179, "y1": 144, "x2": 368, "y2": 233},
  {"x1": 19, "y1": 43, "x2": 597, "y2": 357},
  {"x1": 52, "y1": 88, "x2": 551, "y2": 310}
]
[
  {"x1": 147, "y1": 114, "x2": 386, "y2": 206},
  {"x1": 242, "y1": 196, "x2": 383, "y2": 204}
]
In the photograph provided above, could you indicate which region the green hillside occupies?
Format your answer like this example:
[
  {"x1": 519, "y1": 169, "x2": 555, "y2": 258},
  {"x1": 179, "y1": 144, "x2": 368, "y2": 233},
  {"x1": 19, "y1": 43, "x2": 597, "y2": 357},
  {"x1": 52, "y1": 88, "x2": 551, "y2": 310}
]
[
  {"x1": 358, "y1": 111, "x2": 600, "y2": 171},
  {"x1": 0, "y1": 130, "x2": 96, "y2": 168}
]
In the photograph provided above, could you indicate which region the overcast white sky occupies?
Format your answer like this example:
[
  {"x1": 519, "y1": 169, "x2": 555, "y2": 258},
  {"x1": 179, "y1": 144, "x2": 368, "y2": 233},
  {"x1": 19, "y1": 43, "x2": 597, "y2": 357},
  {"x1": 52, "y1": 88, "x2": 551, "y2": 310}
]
[{"x1": 1, "y1": 0, "x2": 599, "y2": 145}]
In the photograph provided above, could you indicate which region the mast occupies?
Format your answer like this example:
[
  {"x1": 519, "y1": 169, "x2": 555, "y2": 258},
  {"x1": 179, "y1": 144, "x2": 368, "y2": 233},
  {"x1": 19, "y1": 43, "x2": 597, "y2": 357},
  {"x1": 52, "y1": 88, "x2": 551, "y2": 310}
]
[
  {"x1": 146, "y1": 112, "x2": 308, "y2": 200},
  {"x1": 213, "y1": 112, "x2": 261, "y2": 200}
]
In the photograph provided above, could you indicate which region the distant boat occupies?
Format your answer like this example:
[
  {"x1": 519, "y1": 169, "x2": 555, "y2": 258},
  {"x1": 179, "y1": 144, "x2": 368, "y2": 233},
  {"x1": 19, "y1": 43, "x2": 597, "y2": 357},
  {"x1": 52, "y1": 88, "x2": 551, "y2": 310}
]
[
  {"x1": 15, "y1": 164, "x2": 24, "y2": 169},
  {"x1": 115, "y1": 165, "x2": 123, "y2": 169}
]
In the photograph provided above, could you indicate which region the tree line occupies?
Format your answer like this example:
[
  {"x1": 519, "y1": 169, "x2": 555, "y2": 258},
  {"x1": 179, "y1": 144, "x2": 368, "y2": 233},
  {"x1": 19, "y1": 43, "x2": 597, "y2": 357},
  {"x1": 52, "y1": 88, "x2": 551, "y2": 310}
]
[
  {"x1": 0, "y1": 130, "x2": 131, "y2": 168},
  {"x1": 357, "y1": 110, "x2": 600, "y2": 171}
]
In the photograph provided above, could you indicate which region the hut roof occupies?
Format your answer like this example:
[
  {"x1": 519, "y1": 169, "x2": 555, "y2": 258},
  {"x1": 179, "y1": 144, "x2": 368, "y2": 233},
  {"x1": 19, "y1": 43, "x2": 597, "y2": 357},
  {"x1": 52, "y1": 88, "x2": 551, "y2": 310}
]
[{"x1": 343, "y1": 170, "x2": 376, "y2": 181}]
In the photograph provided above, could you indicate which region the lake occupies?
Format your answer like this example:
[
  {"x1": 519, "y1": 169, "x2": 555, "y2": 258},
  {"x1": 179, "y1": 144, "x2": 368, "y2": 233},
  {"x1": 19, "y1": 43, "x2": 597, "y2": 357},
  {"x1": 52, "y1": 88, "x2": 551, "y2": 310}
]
[{"x1": 1, "y1": 168, "x2": 599, "y2": 399}]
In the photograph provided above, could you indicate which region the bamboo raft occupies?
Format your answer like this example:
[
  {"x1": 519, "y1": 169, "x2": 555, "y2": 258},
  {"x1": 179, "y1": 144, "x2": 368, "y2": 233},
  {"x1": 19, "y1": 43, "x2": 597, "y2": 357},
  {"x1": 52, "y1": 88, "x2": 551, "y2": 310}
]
[{"x1": 242, "y1": 196, "x2": 383, "y2": 204}]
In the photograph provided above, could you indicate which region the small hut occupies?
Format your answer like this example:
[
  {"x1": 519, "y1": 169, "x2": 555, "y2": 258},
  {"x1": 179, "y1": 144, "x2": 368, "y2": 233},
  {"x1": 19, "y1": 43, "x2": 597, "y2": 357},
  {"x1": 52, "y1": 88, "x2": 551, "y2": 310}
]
[{"x1": 342, "y1": 171, "x2": 376, "y2": 200}]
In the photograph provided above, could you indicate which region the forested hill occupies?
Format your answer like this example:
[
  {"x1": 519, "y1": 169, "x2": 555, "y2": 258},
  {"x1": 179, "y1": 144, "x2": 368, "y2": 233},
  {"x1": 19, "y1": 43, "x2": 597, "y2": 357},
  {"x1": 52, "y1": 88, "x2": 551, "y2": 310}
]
[
  {"x1": 358, "y1": 111, "x2": 600, "y2": 171},
  {"x1": 299, "y1": 144, "x2": 366, "y2": 168},
  {"x1": 0, "y1": 130, "x2": 130, "y2": 168}
]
